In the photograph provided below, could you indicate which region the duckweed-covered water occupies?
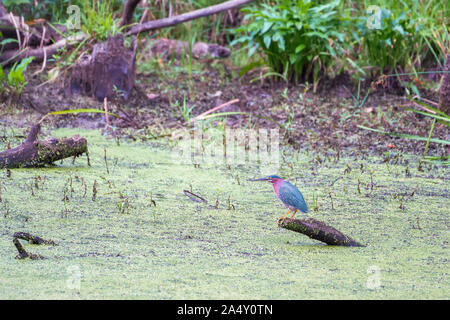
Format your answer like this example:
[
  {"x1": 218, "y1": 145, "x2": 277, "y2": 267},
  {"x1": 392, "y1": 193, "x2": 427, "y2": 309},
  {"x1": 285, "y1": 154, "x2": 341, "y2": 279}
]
[{"x1": 0, "y1": 129, "x2": 448, "y2": 299}]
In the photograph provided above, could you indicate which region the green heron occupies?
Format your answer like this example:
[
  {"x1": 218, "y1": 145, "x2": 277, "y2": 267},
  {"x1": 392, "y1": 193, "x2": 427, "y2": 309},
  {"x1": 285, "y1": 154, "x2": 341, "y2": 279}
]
[{"x1": 249, "y1": 175, "x2": 308, "y2": 222}]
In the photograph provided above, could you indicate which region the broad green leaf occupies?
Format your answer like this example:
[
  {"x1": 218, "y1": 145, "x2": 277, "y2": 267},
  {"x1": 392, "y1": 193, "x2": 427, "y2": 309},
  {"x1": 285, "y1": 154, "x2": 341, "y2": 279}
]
[
  {"x1": 295, "y1": 44, "x2": 306, "y2": 53},
  {"x1": 263, "y1": 35, "x2": 271, "y2": 49}
]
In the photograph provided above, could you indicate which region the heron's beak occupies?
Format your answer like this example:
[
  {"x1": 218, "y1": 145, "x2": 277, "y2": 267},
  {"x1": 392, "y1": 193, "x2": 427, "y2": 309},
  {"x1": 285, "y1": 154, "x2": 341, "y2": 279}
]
[{"x1": 248, "y1": 177, "x2": 270, "y2": 182}]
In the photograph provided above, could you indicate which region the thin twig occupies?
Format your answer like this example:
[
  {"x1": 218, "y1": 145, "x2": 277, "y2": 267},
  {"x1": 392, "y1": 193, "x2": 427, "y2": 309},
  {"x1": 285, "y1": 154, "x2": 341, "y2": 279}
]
[
  {"x1": 126, "y1": 0, "x2": 255, "y2": 36},
  {"x1": 183, "y1": 190, "x2": 208, "y2": 203}
]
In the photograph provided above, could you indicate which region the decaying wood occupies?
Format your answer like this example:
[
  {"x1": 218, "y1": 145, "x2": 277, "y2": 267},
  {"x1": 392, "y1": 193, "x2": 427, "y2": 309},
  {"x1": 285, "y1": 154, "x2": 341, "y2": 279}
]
[
  {"x1": 13, "y1": 232, "x2": 55, "y2": 260},
  {"x1": 439, "y1": 54, "x2": 450, "y2": 115},
  {"x1": 126, "y1": 0, "x2": 255, "y2": 36},
  {"x1": 278, "y1": 218, "x2": 365, "y2": 247},
  {"x1": 0, "y1": 123, "x2": 88, "y2": 168},
  {"x1": 70, "y1": 33, "x2": 137, "y2": 101},
  {"x1": 148, "y1": 38, "x2": 230, "y2": 59}
]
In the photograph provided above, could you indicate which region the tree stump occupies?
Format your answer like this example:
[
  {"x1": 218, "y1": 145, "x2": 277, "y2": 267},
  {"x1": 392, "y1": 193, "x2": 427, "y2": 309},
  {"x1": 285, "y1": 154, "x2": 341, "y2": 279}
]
[
  {"x1": 0, "y1": 123, "x2": 88, "y2": 168},
  {"x1": 278, "y1": 218, "x2": 365, "y2": 247},
  {"x1": 70, "y1": 33, "x2": 137, "y2": 101}
]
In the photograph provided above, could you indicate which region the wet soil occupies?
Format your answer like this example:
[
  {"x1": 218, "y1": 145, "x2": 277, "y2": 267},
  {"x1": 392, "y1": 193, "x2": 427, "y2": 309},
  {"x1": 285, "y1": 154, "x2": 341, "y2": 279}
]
[{"x1": 2, "y1": 55, "x2": 449, "y2": 159}]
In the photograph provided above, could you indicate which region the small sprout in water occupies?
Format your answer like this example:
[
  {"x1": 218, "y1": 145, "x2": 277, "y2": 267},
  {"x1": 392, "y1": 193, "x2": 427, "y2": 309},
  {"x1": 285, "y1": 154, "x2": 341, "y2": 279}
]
[
  {"x1": 149, "y1": 192, "x2": 156, "y2": 207},
  {"x1": 86, "y1": 150, "x2": 91, "y2": 167},
  {"x1": 312, "y1": 190, "x2": 319, "y2": 212},
  {"x1": 417, "y1": 161, "x2": 424, "y2": 172},
  {"x1": 344, "y1": 163, "x2": 352, "y2": 175},
  {"x1": 369, "y1": 170, "x2": 375, "y2": 191},
  {"x1": 328, "y1": 191, "x2": 335, "y2": 210},
  {"x1": 81, "y1": 177, "x2": 87, "y2": 198},
  {"x1": 227, "y1": 196, "x2": 235, "y2": 210},
  {"x1": 405, "y1": 166, "x2": 411, "y2": 178},
  {"x1": 3, "y1": 200, "x2": 10, "y2": 218},
  {"x1": 29, "y1": 182, "x2": 35, "y2": 196},
  {"x1": 104, "y1": 148, "x2": 109, "y2": 174},
  {"x1": 34, "y1": 176, "x2": 41, "y2": 190},
  {"x1": 411, "y1": 216, "x2": 422, "y2": 230},
  {"x1": 92, "y1": 180, "x2": 98, "y2": 201}
]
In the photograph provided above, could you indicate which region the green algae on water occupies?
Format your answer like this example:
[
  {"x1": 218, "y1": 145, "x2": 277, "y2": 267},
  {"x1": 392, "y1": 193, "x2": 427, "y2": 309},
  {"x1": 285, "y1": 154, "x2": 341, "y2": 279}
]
[{"x1": 0, "y1": 128, "x2": 448, "y2": 299}]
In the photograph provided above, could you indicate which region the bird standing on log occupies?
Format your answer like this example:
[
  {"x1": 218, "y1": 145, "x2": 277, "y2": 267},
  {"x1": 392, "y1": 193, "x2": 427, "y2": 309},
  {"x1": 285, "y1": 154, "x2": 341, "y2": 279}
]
[{"x1": 249, "y1": 175, "x2": 308, "y2": 223}]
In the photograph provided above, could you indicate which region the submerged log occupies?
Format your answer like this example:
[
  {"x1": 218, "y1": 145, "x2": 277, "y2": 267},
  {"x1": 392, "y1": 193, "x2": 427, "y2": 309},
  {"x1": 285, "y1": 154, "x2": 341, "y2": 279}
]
[
  {"x1": 13, "y1": 232, "x2": 55, "y2": 260},
  {"x1": 278, "y1": 218, "x2": 365, "y2": 247},
  {"x1": 0, "y1": 123, "x2": 88, "y2": 168}
]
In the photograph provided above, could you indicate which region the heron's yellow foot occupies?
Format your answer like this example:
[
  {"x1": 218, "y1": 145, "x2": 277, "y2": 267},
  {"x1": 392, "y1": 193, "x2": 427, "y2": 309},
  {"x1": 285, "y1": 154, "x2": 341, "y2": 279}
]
[{"x1": 277, "y1": 209, "x2": 291, "y2": 224}]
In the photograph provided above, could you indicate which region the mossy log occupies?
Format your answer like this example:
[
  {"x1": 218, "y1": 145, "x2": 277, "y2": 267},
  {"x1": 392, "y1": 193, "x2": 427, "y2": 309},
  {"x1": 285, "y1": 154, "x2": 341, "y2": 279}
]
[
  {"x1": 0, "y1": 123, "x2": 88, "y2": 168},
  {"x1": 278, "y1": 218, "x2": 365, "y2": 247}
]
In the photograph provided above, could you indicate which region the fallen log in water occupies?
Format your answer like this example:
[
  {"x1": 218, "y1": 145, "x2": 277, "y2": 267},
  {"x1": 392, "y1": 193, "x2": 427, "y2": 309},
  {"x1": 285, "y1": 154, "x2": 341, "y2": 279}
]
[
  {"x1": 278, "y1": 218, "x2": 365, "y2": 247},
  {"x1": 0, "y1": 123, "x2": 88, "y2": 168}
]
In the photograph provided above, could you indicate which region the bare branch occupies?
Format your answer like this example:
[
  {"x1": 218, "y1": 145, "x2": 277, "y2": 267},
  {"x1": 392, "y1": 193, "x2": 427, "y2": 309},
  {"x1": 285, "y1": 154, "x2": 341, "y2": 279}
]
[{"x1": 126, "y1": 0, "x2": 255, "y2": 36}]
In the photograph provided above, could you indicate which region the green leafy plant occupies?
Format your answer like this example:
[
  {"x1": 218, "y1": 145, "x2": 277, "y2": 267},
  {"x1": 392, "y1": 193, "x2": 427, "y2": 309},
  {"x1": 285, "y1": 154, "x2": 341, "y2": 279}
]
[
  {"x1": 354, "y1": 1, "x2": 447, "y2": 77},
  {"x1": 0, "y1": 56, "x2": 34, "y2": 98},
  {"x1": 172, "y1": 95, "x2": 196, "y2": 124},
  {"x1": 356, "y1": 6, "x2": 420, "y2": 75},
  {"x1": 81, "y1": 0, "x2": 122, "y2": 41},
  {"x1": 232, "y1": 0, "x2": 350, "y2": 88}
]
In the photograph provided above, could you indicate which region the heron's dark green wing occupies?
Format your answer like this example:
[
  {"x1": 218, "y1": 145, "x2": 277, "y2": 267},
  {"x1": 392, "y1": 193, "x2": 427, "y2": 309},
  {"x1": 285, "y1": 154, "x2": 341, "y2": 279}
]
[{"x1": 278, "y1": 182, "x2": 308, "y2": 213}]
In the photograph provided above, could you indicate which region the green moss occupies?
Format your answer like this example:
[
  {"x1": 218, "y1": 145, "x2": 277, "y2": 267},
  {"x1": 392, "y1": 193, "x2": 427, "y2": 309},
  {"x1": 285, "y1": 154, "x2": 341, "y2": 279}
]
[{"x1": 0, "y1": 128, "x2": 448, "y2": 299}]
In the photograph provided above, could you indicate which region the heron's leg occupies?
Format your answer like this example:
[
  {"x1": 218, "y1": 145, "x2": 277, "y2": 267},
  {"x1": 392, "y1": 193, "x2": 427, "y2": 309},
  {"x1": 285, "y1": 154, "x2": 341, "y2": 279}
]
[
  {"x1": 277, "y1": 209, "x2": 291, "y2": 223},
  {"x1": 289, "y1": 209, "x2": 298, "y2": 219}
]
